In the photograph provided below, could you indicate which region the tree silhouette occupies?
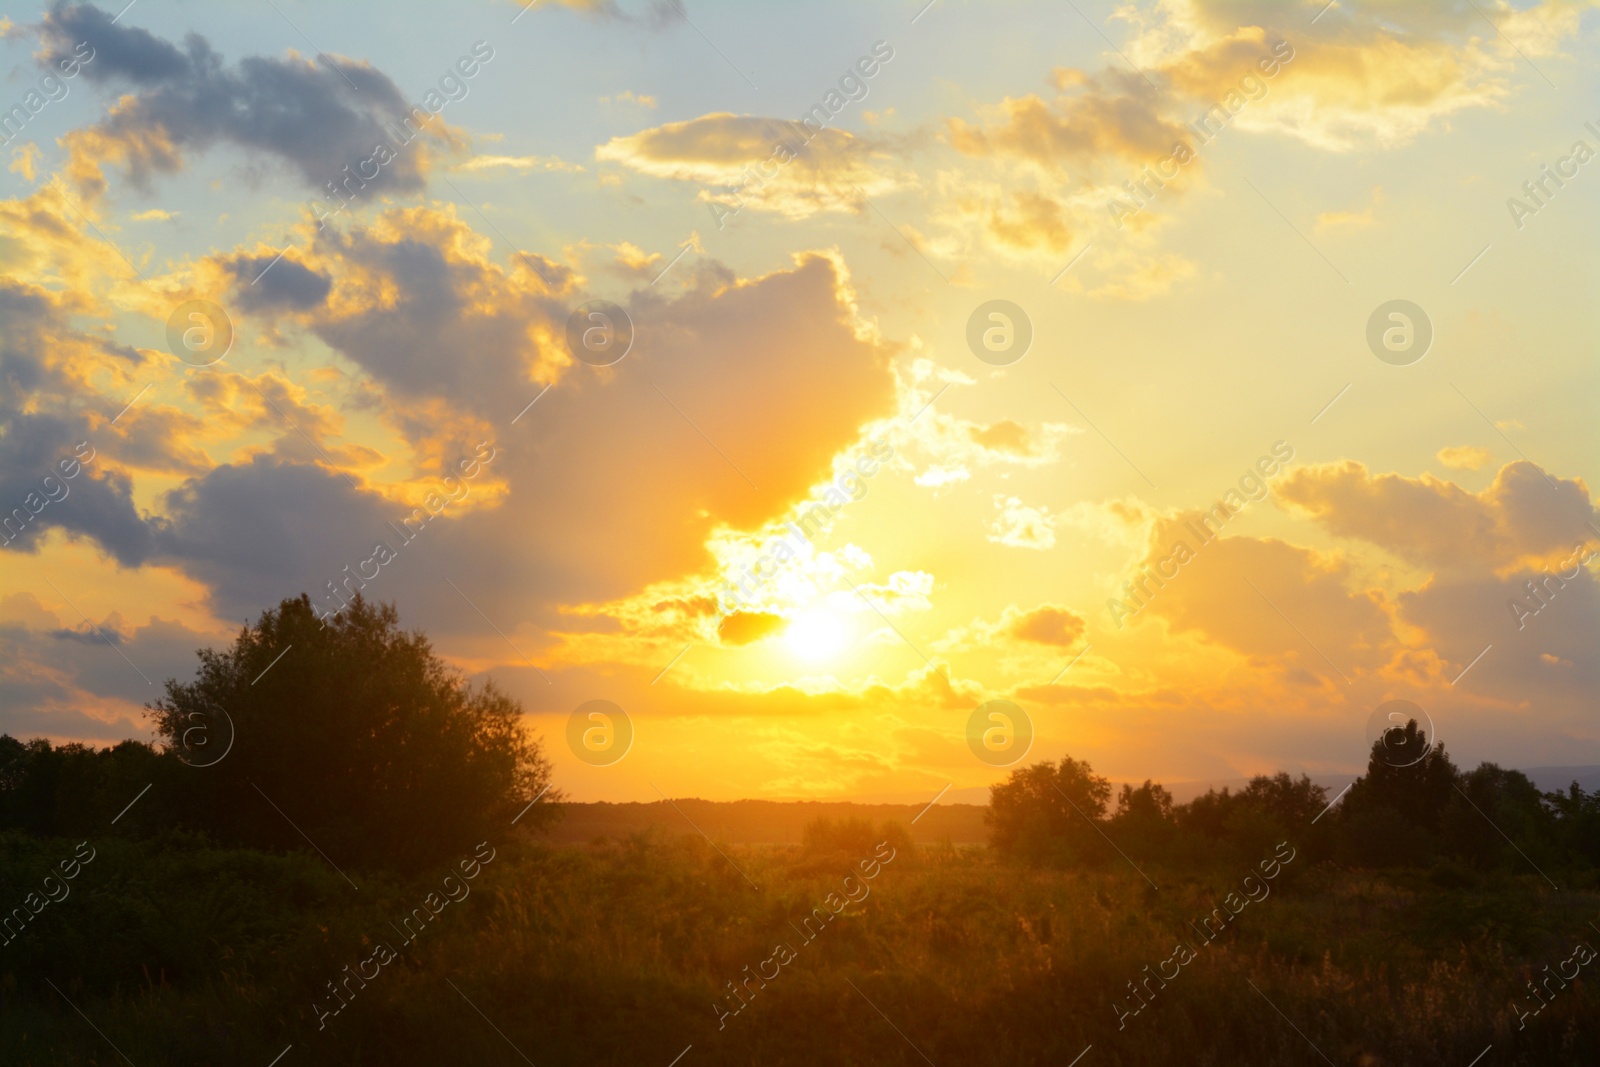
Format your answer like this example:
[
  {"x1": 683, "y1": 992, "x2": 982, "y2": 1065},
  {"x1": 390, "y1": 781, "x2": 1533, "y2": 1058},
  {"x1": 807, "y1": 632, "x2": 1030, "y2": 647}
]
[
  {"x1": 149, "y1": 593, "x2": 559, "y2": 872},
  {"x1": 987, "y1": 758, "x2": 1112, "y2": 866},
  {"x1": 1338, "y1": 719, "x2": 1457, "y2": 865},
  {"x1": 1342, "y1": 720, "x2": 1457, "y2": 829}
]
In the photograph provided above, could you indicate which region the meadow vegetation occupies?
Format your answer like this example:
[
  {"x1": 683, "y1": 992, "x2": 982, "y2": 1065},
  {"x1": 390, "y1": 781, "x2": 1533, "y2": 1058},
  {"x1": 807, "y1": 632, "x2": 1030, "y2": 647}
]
[{"x1": 2, "y1": 596, "x2": 1597, "y2": 1064}]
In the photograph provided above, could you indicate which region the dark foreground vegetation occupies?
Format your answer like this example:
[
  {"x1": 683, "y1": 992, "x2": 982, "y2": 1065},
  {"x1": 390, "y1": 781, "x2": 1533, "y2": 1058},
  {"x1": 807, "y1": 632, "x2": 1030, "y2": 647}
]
[{"x1": 3, "y1": 595, "x2": 1598, "y2": 1064}]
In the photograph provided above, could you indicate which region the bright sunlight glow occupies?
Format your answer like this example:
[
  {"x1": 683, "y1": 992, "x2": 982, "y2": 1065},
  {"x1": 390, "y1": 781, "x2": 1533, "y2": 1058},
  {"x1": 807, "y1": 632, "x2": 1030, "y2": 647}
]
[{"x1": 784, "y1": 610, "x2": 850, "y2": 662}]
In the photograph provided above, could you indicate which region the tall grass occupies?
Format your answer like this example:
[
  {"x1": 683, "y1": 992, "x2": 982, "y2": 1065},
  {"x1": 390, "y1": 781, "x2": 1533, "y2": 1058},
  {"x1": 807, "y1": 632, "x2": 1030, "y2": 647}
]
[{"x1": 2, "y1": 829, "x2": 1596, "y2": 1065}]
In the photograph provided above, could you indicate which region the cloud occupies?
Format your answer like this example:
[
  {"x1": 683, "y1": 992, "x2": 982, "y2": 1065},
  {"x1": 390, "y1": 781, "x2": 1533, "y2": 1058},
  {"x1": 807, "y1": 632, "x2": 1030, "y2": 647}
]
[
  {"x1": 899, "y1": 380, "x2": 1076, "y2": 489},
  {"x1": 718, "y1": 611, "x2": 786, "y2": 646},
  {"x1": 0, "y1": 593, "x2": 224, "y2": 742},
  {"x1": 1437, "y1": 445, "x2": 1492, "y2": 471},
  {"x1": 161, "y1": 243, "x2": 899, "y2": 634},
  {"x1": 221, "y1": 252, "x2": 333, "y2": 313},
  {"x1": 1277, "y1": 460, "x2": 1599, "y2": 574},
  {"x1": 947, "y1": 187, "x2": 1079, "y2": 256},
  {"x1": 453, "y1": 154, "x2": 585, "y2": 174},
  {"x1": 1315, "y1": 186, "x2": 1382, "y2": 232},
  {"x1": 1120, "y1": 1, "x2": 1595, "y2": 152},
  {"x1": 1008, "y1": 603, "x2": 1087, "y2": 647},
  {"x1": 988, "y1": 495, "x2": 1057, "y2": 550},
  {"x1": 0, "y1": 280, "x2": 154, "y2": 566},
  {"x1": 936, "y1": 603, "x2": 1087, "y2": 653},
  {"x1": 221, "y1": 205, "x2": 575, "y2": 424},
  {"x1": 600, "y1": 90, "x2": 657, "y2": 108},
  {"x1": 949, "y1": 71, "x2": 1191, "y2": 173},
  {"x1": 597, "y1": 113, "x2": 902, "y2": 219},
  {"x1": 32, "y1": 2, "x2": 458, "y2": 199},
  {"x1": 1125, "y1": 509, "x2": 1398, "y2": 682},
  {"x1": 10, "y1": 144, "x2": 42, "y2": 181}
]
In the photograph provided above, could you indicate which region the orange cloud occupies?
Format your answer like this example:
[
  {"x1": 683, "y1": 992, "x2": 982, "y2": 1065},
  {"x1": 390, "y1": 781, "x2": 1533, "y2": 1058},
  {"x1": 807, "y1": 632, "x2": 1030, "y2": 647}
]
[{"x1": 1277, "y1": 460, "x2": 1598, "y2": 574}]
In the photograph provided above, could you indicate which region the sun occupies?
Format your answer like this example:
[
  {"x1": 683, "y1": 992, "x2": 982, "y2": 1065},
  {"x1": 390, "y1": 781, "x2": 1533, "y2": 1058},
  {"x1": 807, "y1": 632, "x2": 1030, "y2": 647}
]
[{"x1": 784, "y1": 609, "x2": 851, "y2": 662}]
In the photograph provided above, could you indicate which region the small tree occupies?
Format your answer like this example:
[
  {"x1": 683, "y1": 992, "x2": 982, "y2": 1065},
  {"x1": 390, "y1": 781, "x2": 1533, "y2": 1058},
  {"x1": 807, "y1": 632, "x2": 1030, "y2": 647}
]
[
  {"x1": 987, "y1": 757, "x2": 1112, "y2": 867},
  {"x1": 149, "y1": 594, "x2": 559, "y2": 872}
]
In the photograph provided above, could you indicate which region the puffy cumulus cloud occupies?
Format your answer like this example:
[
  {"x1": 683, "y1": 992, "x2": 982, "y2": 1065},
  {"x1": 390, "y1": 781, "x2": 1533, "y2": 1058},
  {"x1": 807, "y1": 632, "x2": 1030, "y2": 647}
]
[
  {"x1": 149, "y1": 456, "x2": 401, "y2": 618},
  {"x1": 208, "y1": 206, "x2": 575, "y2": 431},
  {"x1": 597, "y1": 114, "x2": 902, "y2": 219},
  {"x1": 1008, "y1": 603, "x2": 1088, "y2": 647},
  {"x1": 1121, "y1": 0, "x2": 1596, "y2": 151},
  {"x1": 948, "y1": 70, "x2": 1191, "y2": 174},
  {"x1": 154, "y1": 249, "x2": 897, "y2": 639},
  {"x1": 1363, "y1": 523, "x2": 1599, "y2": 768},
  {"x1": 937, "y1": 603, "x2": 1086, "y2": 652},
  {"x1": 988, "y1": 496, "x2": 1057, "y2": 550},
  {"x1": 1277, "y1": 460, "x2": 1599, "y2": 575},
  {"x1": 1122, "y1": 509, "x2": 1398, "y2": 683},
  {"x1": 30, "y1": 2, "x2": 459, "y2": 199},
  {"x1": 940, "y1": 184, "x2": 1081, "y2": 258}
]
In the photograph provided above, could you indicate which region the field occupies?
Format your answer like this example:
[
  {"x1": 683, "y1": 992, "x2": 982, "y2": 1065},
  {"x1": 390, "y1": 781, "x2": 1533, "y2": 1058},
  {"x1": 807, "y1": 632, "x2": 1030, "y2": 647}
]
[{"x1": 4, "y1": 821, "x2": 1597, "y2": 1067}]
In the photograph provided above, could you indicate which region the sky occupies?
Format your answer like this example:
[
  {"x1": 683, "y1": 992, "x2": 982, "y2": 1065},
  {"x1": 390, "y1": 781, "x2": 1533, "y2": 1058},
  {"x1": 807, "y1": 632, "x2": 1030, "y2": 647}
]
[{"x1": 1, "y1": 0, "x2": 1596, "y2": 803}]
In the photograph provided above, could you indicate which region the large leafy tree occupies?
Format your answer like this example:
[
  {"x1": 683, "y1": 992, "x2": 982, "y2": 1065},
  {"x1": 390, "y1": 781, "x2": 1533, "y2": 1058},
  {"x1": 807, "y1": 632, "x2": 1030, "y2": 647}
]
[
  {"x1": 149, "y1": 594, "x2": 559, "y2": 872},
  {"x1": 1338, "y1": 719, "x2": 1458, "y2": 866},
  {"x1": 1341, "y1": 720, "x2": 1457, "y2": 829},
  {"x1": 987, "y1": 757, "x2": 1112, "y2": 866}
]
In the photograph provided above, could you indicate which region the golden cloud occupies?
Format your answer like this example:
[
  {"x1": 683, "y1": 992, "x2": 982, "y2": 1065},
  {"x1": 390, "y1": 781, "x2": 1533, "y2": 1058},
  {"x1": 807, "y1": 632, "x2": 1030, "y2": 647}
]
[{"x1": 597, "y1": 113, "x2": 902, "y2": 219}]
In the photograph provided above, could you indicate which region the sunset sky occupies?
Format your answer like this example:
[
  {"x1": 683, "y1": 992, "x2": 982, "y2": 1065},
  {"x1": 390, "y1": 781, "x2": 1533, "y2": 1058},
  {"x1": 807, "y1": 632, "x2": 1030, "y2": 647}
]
[{"x1": 2, "y1": 0, "x2": 1596, "y2": 803}]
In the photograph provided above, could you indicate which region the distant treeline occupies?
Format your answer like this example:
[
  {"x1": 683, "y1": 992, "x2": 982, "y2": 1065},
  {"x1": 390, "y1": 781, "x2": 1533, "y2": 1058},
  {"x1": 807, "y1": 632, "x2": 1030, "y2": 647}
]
[
  {"x1": 987, "y1": 719, "x2": 1600, "y2": 874},
  {"x1": 8, "y1": 717, "x2": 1600, "y2": 876},
  {"x1": 5, "y1": 592, "x2": 1599, "y2": 878}
]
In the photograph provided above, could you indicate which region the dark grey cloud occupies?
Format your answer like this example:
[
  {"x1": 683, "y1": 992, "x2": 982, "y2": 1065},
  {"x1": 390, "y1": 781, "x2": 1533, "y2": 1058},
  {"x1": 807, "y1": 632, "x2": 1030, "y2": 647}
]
[
  {"x1": 301, "y1": 221, "x2": 571, "y2": 410},
  {"x1": 33, "y1": 2, "x2": 445, "y2": 197},
  {"x1": 0, "y1": 281, "x2": 154, "y2": 566},
  {"x1": 224, "y1": 253, "x2": 333, "y2": 312},
  {"x1": 153, "y1": 454, "x2": 404, "y2": 621}
]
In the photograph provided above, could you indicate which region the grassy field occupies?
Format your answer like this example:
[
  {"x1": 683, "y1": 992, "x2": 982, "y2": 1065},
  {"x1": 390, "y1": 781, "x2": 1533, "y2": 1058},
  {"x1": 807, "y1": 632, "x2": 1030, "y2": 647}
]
[{"x1": 4, "y1": 826, "x2": 1597, "y2": 1066}]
